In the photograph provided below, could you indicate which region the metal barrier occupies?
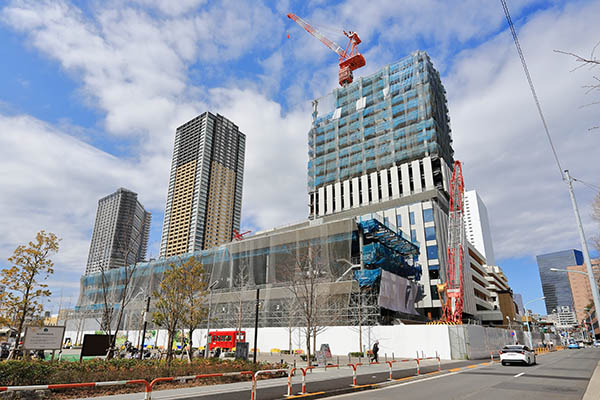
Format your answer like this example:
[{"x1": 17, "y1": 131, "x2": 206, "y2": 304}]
[
  {"x1": 251, "y1": 368, "x2": 288, "y2": 400},
  {"x1": 148, "y1": 371, "x2": 253, "y2": 399},
  {"x1": 347, "y1": 362, "x2": 363, "y2": 386},
  {"x1": 0, "y1": 380, "x2": 150, "y2": 399}
]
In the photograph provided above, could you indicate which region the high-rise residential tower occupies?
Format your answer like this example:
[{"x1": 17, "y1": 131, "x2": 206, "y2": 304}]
[
  {"x1": 306, "y1": 51, "x2": 461, "y2": 319},
  {"x1": 160, "y1": 112, "x2": 245, "y2": 257},
  {"x1": 85, "y1": 188, "x2": 151, "y2": 275},
  {"x1": 536, "y1": 249, "x2": 583, "y2": 314},
  {"x1": 463, "y1": 190, "x2": 496, "y2": 265}
]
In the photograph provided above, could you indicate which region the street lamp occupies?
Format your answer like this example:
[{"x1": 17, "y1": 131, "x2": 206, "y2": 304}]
[
  {"x1": 204, "y1": 280, "x2": 219, "y2": 358},
  {"x1": 525, "y1": 297, "x2": 546, "y2": 349},
  {"x1": 549, "y1": 268, "x2": 589, "y2": 276}
]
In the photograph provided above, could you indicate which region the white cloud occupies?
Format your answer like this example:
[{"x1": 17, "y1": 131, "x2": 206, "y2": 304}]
[{"x1": 446, "y1": 0, "x2": 600, "y2": 259}]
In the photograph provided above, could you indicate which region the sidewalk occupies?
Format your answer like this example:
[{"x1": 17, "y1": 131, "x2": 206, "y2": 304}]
[
  {"x1": 582, "y1": 360, "x2": 600, "y2": 400},
  {"x1": 77, "y1": 358, "x2": 448, "y2": 400}
]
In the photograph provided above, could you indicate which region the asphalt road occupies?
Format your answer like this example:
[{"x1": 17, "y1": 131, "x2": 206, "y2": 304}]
[{"x1": 324, "y1": 348, "x2": 600, "y2": 400}]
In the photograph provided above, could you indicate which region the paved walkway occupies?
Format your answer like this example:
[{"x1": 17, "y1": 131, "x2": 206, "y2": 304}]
[{"x1": 77, "y1": 358, "x2": 451, "y2": 400}]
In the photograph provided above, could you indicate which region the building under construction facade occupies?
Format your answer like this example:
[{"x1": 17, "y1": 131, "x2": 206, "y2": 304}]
[{"x1": 72, "y1": 215, "x2": 422, "y2": 333}]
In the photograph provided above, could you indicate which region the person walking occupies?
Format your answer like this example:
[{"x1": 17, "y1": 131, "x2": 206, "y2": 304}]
[{"x1": 371, "y1": 341, "x2": 379, "y2": 363}]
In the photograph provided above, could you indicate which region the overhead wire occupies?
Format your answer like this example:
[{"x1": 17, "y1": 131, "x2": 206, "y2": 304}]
[
  {"x1": 499, "y1": 0, "x2": 564, "y2": 179},
  {"x1": 572, "y1": 178, "x2": 600, "y2": 192}
]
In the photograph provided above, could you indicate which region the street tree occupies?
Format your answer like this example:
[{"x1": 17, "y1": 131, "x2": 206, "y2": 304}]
[
  {"x1": 555, "y1": 43, "x2": 600, "y2": 131},
  {"x1": 153, "y1": 262, "x2": 186, "y2": 364},
  {"x1": 0, "y1": 231, "x2": 60, "y2": 357},
  {"x1": 283, "y1": 245, "x2": 335, "y2": 366},
  {"x1": 178, "y1": 257, "x2": 209, "y2": 361}
]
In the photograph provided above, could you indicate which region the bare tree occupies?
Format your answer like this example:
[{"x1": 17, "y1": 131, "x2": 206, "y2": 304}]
[
  {"x1": 283, "y1": 245, "x2": 335, "y2": 366},
  {"x1": 555, "y1": 42, "x2": 600, "y2": 130},
  {"x1": 178, "y1": 257, "x2": 209, "y2": 361}
]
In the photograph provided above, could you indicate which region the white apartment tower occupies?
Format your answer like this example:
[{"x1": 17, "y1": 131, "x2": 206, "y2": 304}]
[
  {"x1": 86, "y1": 188, "x2": 151, "y2": 275},
  {"x1": 464, "y1": 190, "x2": 496, "y2": 266}
]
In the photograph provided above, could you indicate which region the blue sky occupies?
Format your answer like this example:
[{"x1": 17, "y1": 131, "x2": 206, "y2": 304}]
[{"x1": 0, "y1": 0, "x2": 599, "y2": 316}]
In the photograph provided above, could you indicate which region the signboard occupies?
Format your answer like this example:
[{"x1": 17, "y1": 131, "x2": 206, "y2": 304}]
[
  {"x1": 234, "y1": 342, "x2": 249, "y2": 360},
  {"x1": 81, "y1": 334, "x2": 113, "y2": 358},
  {"x1": 23, "y1": 326, "x2": 65, "y2": 350}
]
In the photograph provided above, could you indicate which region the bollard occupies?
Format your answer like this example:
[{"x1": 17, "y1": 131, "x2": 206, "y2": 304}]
[
  {"x1": 415, "y1": 358, "x2": 420, "y2": 375},
  {"x1": 348, "y1": 363, "x2": 358, "y2": 386},
  {"x1": 386, "y1": 360, "x2": 395, "y2": 380},
  {"x1": 337, "y1": 356, "x2": 340, "y2": 369},
  {"x1": 392, "y1": 352, "x2": 395, "y2": 361},
  {"x1": 385, "y1": 353, "x2": 387, "y2": 362},
  {"x1": 286, "y1": 368, "x2": 296, "y2": 397},
  {"x1": 436, "y1": 355, "x2": 441, "y2": 371},
  {"x1": 490, "y1": 351, "x2": 494, "y2": 363}
]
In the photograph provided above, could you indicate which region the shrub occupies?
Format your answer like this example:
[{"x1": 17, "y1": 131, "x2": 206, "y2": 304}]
[{"x1": 348, "y1": 352, "x2": 364, "y2": 358}]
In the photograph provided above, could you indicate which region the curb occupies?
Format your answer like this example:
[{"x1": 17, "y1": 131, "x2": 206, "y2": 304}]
[{"x1": 582, "y1": 360, "x2": 600, "y2": 400}]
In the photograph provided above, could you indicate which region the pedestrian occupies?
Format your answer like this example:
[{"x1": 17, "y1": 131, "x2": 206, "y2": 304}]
[{"x1": 371, "y1": 341, "x2": 379, "y2": 363}]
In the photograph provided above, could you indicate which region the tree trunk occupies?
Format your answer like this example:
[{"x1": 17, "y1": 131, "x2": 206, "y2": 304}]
[
  {"x1": 312, "y1": 328, "x2": 317, "y2": 363},
  {"x1": 187, "y1": 329, "x2": 194, "y2": 363},
  {"x1": 305, "y1": 326, "x2": 312, "y2": 366},
  {"x1": 166, "y1": 329, "x2": 174, "y2": 365}
]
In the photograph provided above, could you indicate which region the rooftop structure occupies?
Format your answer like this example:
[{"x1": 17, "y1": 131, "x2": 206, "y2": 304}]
[
  {"x1": 463, "y1": 190, "x2": 496, "y2": 265},
  {"x1": 85, "y1": 188, "x2": 151, "y2": 275},
  {"x1": 536, "y1": 249, "x2": 583, "y2": 314},
  {"x1": 160, "y1": 112, "x2": 245, "y2": 257}
]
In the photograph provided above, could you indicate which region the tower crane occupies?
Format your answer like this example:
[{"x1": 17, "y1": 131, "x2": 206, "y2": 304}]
[
  {"x1": 443, "y1": 161, "x2": 466, "y2": 323},
  {"x1": 287, "y1": 13, "x2": 366, "y2": 86}
]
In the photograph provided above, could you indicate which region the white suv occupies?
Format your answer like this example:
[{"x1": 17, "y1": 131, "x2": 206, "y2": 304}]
[{"x1": 500, "y1": 345, "x2": 536, "y2": 366}]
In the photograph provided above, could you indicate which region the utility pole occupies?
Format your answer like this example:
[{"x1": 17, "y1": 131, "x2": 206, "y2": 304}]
[
  {"x1": 138, "y1": 296, "x2": 151, "y2": 359},
  {"x1": 564, "y1": 169, "x2": 600, "y2": 338},
  {"x1": 253, "y1": 288, "x2": 260, "y2": 364}
]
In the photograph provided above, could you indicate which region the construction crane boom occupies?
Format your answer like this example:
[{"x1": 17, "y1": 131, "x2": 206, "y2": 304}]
[
  {"x1": 287, "y1": 13, "x2": 366, "y2": 86},
  {"x1": 287, "y1": 13, "x2": 345, "y2": 57},
  {"x1": 443, "y1": 161, "x2": 466, "y2": 323}
]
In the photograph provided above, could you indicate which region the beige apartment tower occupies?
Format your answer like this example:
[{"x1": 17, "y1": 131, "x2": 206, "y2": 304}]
[{"x1": 160, "y1": 112, "x2": 245, "y2": 257}]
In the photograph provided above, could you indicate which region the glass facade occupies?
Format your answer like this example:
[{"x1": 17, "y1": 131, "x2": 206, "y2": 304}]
[{"x1": 536, "y1": 249, "x2": 583, "y2": 314}]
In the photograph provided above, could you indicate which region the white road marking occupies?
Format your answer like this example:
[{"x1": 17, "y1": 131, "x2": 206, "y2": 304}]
[{"x1": 514, "y1": 372, "x2": 525, "y2": 378}]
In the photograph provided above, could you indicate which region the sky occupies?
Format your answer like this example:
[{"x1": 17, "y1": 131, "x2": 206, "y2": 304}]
[{"x1": 0, "y1": 0, "x2": 599, "y2": 316}]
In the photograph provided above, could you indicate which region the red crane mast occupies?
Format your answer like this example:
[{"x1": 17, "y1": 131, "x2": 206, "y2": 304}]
[
  {"x1": 287, "y1": 13, "x2": 366, "y2": 86},
  {"x1": 443, "y1": 161, "x2": 465, "y2": 323}
]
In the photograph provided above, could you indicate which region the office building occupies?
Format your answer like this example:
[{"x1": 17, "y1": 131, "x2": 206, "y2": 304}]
[
  {"x1": 463, "y1": 190, "x2": 496, "y2": 265},
  {"x1": 567, "y1": 259, "x2": 600, "y2": 322},
  {"x1": 536, "y1": 249, "x2": 583, "y2": 314},
  {"x1": 549, "y1": 306, "x2": 577, "y2": 328},
  {"x1": 306, "y1": 51, "x2": 457, "y2": 318},
  {"x1": 85, "y1": 188, "x2": 151, "y2": 275},
  {"x1": 160, "y1": 112, "x2": 245, "y2": 257}
]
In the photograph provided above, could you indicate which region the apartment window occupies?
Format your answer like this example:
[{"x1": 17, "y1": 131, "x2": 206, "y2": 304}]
[
  {"x1": 430, "y1": 285, "x2": 440, "y2": 300},
  {"x1": 426, "y1": 245, "x2": 438, "y2": 259},
  {"x1": 425, "y1": 226, "x2": 436, "y2": 241},
  {"x1": 396, "y1": 214, "x2": 402, "y2": 228},
  {"x1": 423, "y1": 208, "x2": 434, "y2": 223},
  {"x1": 411, "y1": 229, "x2": 417, "y2": 242},
  {"x1": 429, "y1": 265, "x2": 440, "y2": 279},
  {"x1": 409, "y1": 211, "x2": 415, "y2": 225}
]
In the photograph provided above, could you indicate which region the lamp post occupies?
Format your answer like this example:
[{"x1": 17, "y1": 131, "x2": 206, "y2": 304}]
[
  {"x1": 525, "y1": 297, "x2": 545, "y2": 349},
  {"x1": 204, "y1": 281, "x2": 219, "y2": 358}
]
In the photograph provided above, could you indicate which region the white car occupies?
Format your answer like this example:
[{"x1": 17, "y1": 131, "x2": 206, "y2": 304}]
[{"x1": 500, "y1": 345, "x2": 536, "y2": 366}]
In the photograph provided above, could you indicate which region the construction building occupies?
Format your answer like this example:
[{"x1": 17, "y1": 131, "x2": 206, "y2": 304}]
[
  {"x1": 536, "y1": 249, "x2": 583, "y2": 314},
  {"x1": 160, "y1": 112, "x2": 245, "y2": 257},
  {"x1": 305, "y1": 51, "x2": 457, "y2": 319},
  {"x1": 85, "y1": 188, "x2": 151, "y2": 275},
  {"x1": 567, "y1": 258, "x2": 600, "y2": 323},
  {"x1": 73, "y1": 214, "x2": 422, "y2": 332},
  {"x1": 463, "y1": 190, "x2": 496, "y2": 266}
]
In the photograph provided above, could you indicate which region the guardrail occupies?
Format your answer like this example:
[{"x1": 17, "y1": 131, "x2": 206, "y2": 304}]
[
  {"x1": 0, "y1": 352, "x2": 443, "y2": 399},
  {"x1": 0, "y1": 380, "x2": 150, "y2": 398}
]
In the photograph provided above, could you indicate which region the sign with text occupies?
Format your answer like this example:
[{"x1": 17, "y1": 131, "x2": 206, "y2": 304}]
[{"x1": 23, "y1": 326, "x2": 65, "y2": 350}]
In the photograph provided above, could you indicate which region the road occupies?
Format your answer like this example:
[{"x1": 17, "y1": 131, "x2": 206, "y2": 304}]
[{"x1": 325, "y1": 348, "x2": 600, "y2": 400}]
